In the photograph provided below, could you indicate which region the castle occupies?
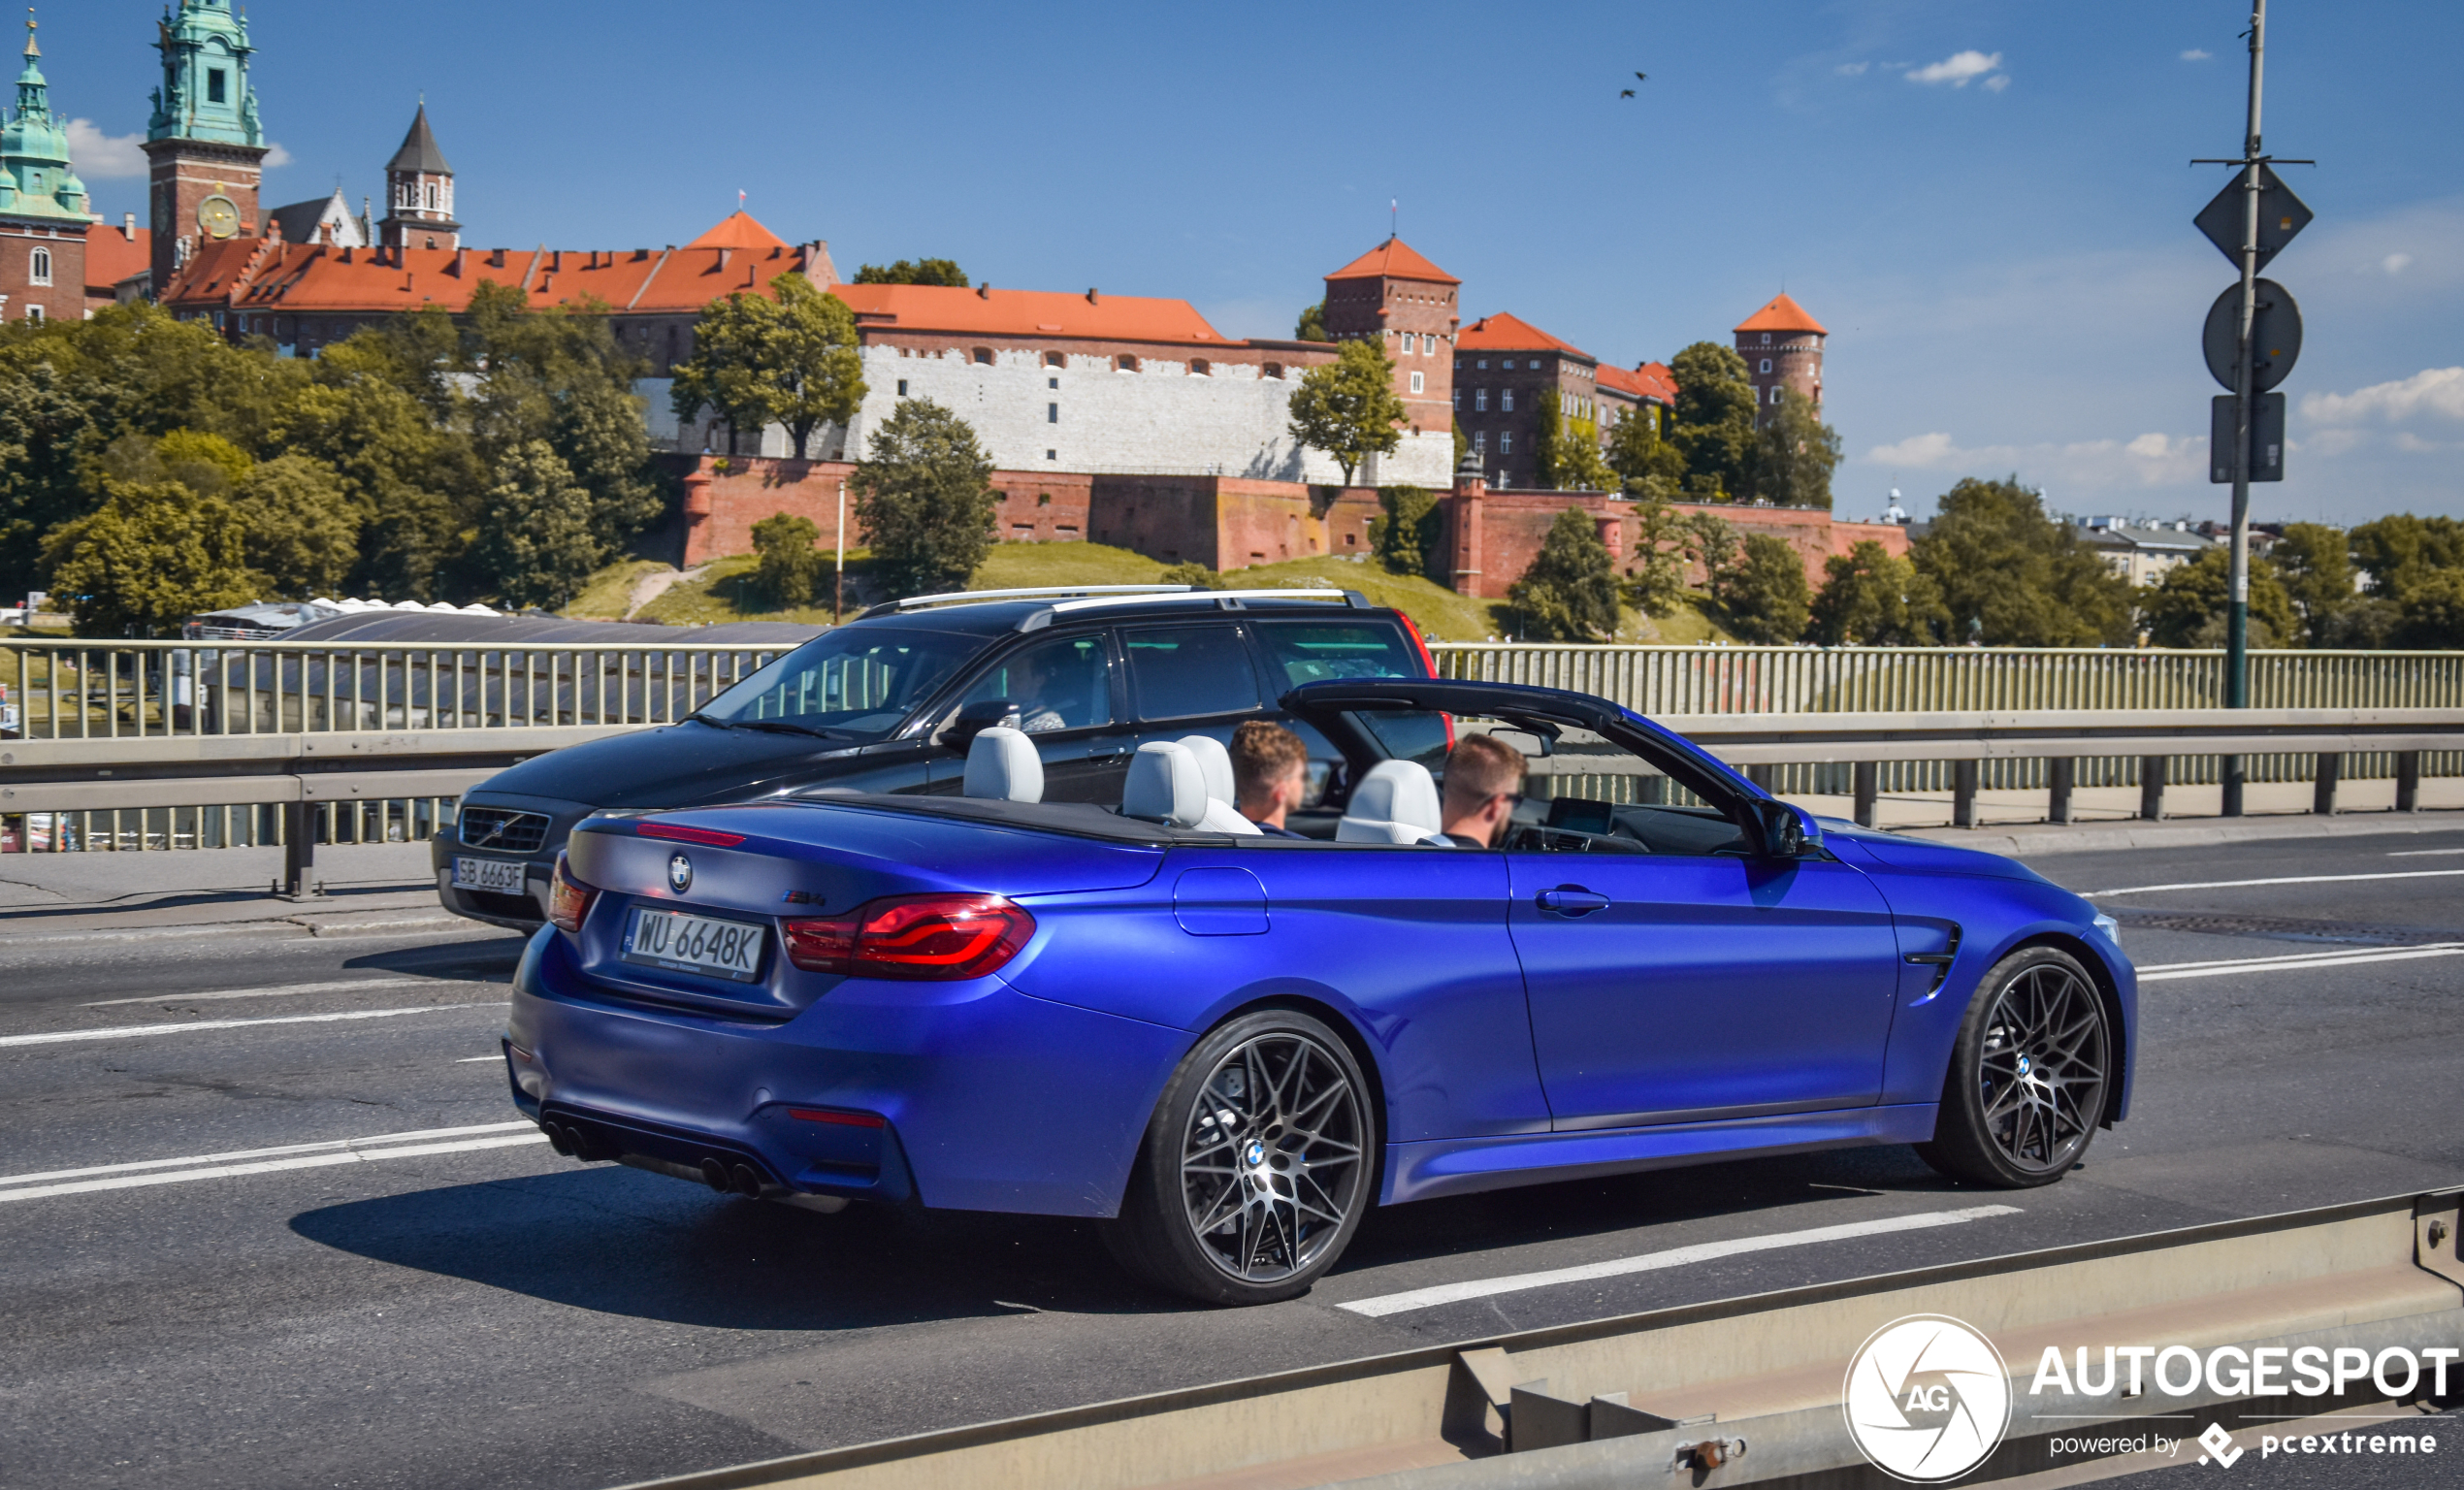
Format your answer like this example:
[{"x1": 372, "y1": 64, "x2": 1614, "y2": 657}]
[{"x1": 0, "y1": 1, "x2": 1904, "y2": 607}]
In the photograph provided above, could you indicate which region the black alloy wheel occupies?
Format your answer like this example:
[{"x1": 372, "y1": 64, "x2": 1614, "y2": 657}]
[
  {"x1": 1105, "y1": 1010, "x2": 1374, "y2": 1305},
  {"x1": 1918, "y1": 946, "x2": 2113, "y2": 1188}
]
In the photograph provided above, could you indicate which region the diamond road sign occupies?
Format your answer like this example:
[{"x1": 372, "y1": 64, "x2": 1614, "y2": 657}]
[
  {"x1": 2194, "y1": 163, "x2": 2313, "y2": 272},
  {"x1": 2203, "y1": 278, "x2": 2302, "y2": 393}
]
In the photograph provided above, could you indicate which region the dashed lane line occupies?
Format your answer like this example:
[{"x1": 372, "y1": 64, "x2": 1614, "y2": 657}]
[
  {"x1": 81, "y1": 977, "x2": 477, "y2": 1008},
  {"x1": 1335, "y1": 1204, "x2": 2023, "y2": 1318},
  {"x1": 2084, "y1": 869, "x2": 2464, "y2": 897},
  {"x1": 2136, "y1": 943, "x2": 2464, "y2": 983},
  {"x1": 0, "y1": 1119, "x2": 540, "y2": 1190},
  {"x1": 0, "y1": 1003, "x2": 509, "y2": 1049},
  {"x1": 0, "y1": 1133, "x2": 549, "y2": 1204}
]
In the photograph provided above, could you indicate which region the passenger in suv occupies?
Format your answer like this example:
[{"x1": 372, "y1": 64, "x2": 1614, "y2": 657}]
[{"x1": 436, "y1": 586, "x2": 1439, "y2": 929}]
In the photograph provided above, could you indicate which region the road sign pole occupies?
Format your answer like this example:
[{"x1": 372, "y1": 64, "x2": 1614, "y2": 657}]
[{"x1": 2221, "y1": 0, "x2": 2267, "y2": 816}]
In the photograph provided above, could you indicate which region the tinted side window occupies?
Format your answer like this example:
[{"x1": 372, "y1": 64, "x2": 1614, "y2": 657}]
[
  {"x1": 1253, "y1": 621, "x2": 1421, "y2": 687},
  {"x1": 1122, "y1": 625, "x2": 1264, "y2": 721},
  {"x1": 954, "y1": 633, "x2": 1114, "y2": 732}
]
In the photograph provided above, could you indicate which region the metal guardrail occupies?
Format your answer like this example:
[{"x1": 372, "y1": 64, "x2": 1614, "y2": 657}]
[{"x1": 609, "y1": 1186, "x2": 2464, "y2": 1490}]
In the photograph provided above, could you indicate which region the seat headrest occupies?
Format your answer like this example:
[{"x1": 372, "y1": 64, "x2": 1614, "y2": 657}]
[
  {"x1": 1345, "y1": 760, "x2": 1443, "y2": 834},
  {"x1": 1176, "y1": 735, "x2": 1237, "y2": 807},
  {"x1": 1122, "y1": 741, "x2": 1208, "y2": 828},
  {"x1": 962, "y1": 727, "x2": 1043, "y2": 802}
]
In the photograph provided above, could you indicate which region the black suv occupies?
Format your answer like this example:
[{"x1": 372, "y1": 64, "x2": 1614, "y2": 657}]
[{"x1": 436, "y1": 586, "x2": 1439, "y2": 929}]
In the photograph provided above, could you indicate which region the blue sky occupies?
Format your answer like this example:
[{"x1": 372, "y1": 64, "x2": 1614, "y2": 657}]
[{"x1": 37, "y1": 1, "x2": 2464, "y2": 524}]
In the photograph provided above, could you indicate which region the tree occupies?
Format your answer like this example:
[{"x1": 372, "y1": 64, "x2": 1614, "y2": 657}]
[
  {"x1": 1605, "y1": 407, "x2": 1685, "y2": 497},
  {"x1": 762, "y1": 275, "x2": 868, "y2": 460},
  {"x1": 234, "y1": 454, "x2": 360, "y2": 599},
  {"x1": 2394, "y1": 567, "x2": 2464, "y2": 649},
  {"x1": 2350, "y1": 514, "x2": 2464, "y2": 602},
  {"x1": 1534, "y1": 392, "x2": 1612, "y2": 492},
  {"x1": 668, "y1": 290, "x2": 778, "y2": 455},
  {"x1": 1159, "y1": 561, "x2": 1220, "y2": 590},
  {"x1": 2268, "y1": 523, "x2": 2354, "y2": 647},
  {"x1": 750, "y1": 511, "x2": 824, "y2": 610},
  {"x1": 1294, "y1": 302, "x2": 1329, "y2": 342},
  {"x1": 1719, "y1": 533, "x2": 1812, "y2": 644},
  {"x1": 44, "y1": 481, "x2": 254, "y2": 635},
  {"x1": 1747, "y1": 389, "x2": 1839, "y2": 508},
  {"x1": 1911, "y1": 477, "x2": 2137, "y2": 646},
  {"x1": 853, "y1": 259, "x2": 968, "y2": 287},
  {"x1": 1285, "y1": 340, "x2": 1407, "y2": 486},
  {"x1": 469, "y1": 441, "x2": 600, "y2": 611},
  {"x1": 1452, "y1": 416, "x2": 1470, "y2": 469},
  {"x1": 1508, "y1": 508, "x2": 1621, "y2": 640},
  {"x1": 850, "y1": 398, "x2": 998, "y2": 599},
  {"x1": 1622, "y1": 487, "x2": 1692, "y2": 619},
  {"x1": 1682, "y1": 511, "x2": 1742, "y2": 597},
  {"x1": 155, "y1": 429, "x2": 253, "y2": 497},
  {"x1": 271, "y1": 362, "x2": 470, "y2": 600},
  {"x1": 1806, "y1": 540, "x2": 1949, "y2": 645},
  {"x1": 0, "y1": 352, "x2": 106, "y2": 595},
  {"x1": 1668, "y1": 341, "x2": 1757, "y2": 500},
  {"x1": 2140, "y1": 546, "x2": 2298, "y2": 648},
  {"x1": 1370, "y1": 485, "x2": 1442, "y2": 578}
]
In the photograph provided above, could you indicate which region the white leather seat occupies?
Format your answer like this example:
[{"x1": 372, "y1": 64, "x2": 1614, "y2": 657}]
[
  {"x1": 1122, "y1": 741, "x2": 1209, "y2": 828},
  {"x1": 962, "y1": 726, "x2": 1044, "y2": 802},
  {"x1": 1177, "y1": 734, "x2": 1260, "y2": 835},
  {"x1": 1337, "y1": 760, "x2": 1445, "y2": 844}
]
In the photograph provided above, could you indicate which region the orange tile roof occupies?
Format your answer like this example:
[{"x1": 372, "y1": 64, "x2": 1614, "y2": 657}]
[
  {"x1": 160, "y1": 238, "x2": 824, "y2": 318},
  {"x1": 1456, "y1": 311, "x2": 1593, "y2": 361},
  {"x1": 827, "y1": 282, "x2": 1231, "y2": 344},
  {"x1": 686, "y1": 211, "x2": 789, "y2": 251},
  {"x1": 1324, "y1": 236, "x2": 1459, "y2": 285},
  {"x1": 1598, "y1": 360, "x2": 1676, "y2": 404},
  {"x1": 1734, "y1": 293, "x2": 1827, "y2": 335},
  {"x1": 84, "y1": 226, "x2": 151, "y2": 291}
]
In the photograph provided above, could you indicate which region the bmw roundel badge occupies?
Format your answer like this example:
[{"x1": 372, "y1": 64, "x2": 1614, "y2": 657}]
[{"x1": 667, "y1": 852, "x2": 693, "y2": 894}]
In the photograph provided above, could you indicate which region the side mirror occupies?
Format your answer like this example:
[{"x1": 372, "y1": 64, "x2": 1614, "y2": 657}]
[
  {"x1": 1755, "y1": 798, "x2": 1822, "y2": 858},
  {"x1": 941, "y1": 698, "x2": 1021, "y2": 751}
]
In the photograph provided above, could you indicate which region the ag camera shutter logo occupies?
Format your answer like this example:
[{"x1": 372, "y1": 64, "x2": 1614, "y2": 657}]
[{"x1": 1844, "y1": 1314, "x2": 2013, "y2": 1482}]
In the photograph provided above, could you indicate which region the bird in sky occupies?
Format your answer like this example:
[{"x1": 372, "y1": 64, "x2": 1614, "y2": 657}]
[{"x1": 1620, "y1": 71, "x2": 1646, "y2": 98}]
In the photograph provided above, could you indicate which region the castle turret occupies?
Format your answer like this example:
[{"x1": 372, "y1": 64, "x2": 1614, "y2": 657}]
[
  {"x1": 376, "y1": 104, "x2": 459, "y2": 250},
  {"x1": 1734, "y1": 293, "x2": 1827, "y2": 426}
]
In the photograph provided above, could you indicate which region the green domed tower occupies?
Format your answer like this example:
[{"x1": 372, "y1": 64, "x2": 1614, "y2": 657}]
[
  {"x1": 144, "y1": 0, "x2": 269, "y2": 292},
  {"x1": 2, "y1": 11, "x2": 99, "y2": 322}
]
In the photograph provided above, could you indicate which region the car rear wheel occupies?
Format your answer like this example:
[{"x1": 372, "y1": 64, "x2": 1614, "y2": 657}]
[
  {"x1": 1918, "y1": 946, "x2": 2112, "y2": 1188},
  {"x1": 1105, "y1": 1010, "x2": 1375, "y2": 1305}
]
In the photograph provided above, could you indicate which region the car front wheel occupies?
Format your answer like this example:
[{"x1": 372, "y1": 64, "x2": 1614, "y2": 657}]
[
  {"x1": 1105, "y1": 1010, "x2": 1375, "y2": 1305},
  {"x1": 1918, "y1": 946, "x2": 2113, "y2": 1188}
]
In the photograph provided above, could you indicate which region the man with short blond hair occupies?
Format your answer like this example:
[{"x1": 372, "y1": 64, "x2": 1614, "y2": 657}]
[
  {"x1": 1439, "y1": 732, "x2": 1526, "y2": 847},
  {"x1": 1231, "y1": 721, "x2": 1312, "y2": 837}
]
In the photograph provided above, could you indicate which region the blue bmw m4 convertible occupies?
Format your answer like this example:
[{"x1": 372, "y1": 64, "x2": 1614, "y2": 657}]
[{"x1": 504, "y1": 678, "x2": 2136, "y2": 1305}]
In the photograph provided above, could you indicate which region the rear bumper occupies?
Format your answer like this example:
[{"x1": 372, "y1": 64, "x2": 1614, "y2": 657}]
[{"x1": 507, "y1": 931, "x2": 1187, "y2": 1217}]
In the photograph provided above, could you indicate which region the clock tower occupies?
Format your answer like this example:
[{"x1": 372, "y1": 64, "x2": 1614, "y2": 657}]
[{"x1": 142, "y1": 0, "x2": 266, "y2": 293}]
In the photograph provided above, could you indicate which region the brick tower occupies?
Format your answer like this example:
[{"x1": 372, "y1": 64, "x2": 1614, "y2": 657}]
[
  {"x1": 1734, "y1": 293, "x2": 1828, "y2": 426},
  {"x1": 1, "y1": 11, "x2": 99, "y2": 323},
  {"x1": 143, "y1": 0, "x2": 267, "y2": 293},
  {"x1": 376, "y1": 104, "x2": 459, "y2": 250},
  {"x1": 1321, "y1": 237, "x2": 1461, "y2": 483}
]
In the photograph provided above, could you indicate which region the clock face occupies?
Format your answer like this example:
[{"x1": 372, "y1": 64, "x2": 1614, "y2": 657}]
[{"x1": 197, "y1": 193, "x2": 241, "y2": 240}]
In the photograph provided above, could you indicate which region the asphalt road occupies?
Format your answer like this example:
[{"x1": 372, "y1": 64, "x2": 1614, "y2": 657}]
[{"x1": 4, "y1": 828, "x2": 2461, "y2": 1490}]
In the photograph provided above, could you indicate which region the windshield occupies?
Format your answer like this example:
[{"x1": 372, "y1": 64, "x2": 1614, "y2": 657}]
[{"x1": 693, "y1": 627, "x2": 977, "y2": 740}]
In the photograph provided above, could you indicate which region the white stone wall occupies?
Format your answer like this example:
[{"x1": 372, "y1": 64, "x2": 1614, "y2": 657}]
[{"x1": 635, "y1": 346, "x2": 1454, "y2": 487}]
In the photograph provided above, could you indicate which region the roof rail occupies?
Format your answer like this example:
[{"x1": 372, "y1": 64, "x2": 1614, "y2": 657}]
[
  {"x1": 1015, "y1": 588, "x2": 1374, "y2": 630},
  {"x1": 858, "y1": 584, "x2": 1196, "y2": 620}
]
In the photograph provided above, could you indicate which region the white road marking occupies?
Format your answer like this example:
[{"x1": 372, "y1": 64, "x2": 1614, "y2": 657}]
[
  {"x1": 2085, "y1": 869, "x2": 2464, "y2": 897},
  {"x1": 0, "y1": 1119, "x2": 540, "y2": 1189},
  {"x1": 0, "y1": 1003, "x2": 509, "y2": 1049},
  {"x1": 1335, "y1": 1204, "x2": 2023, "y2": 1318},
  {"x1": 2137, "y1": 944, "x2": 2464, "y2": 983},
  {"x1": 0, "y1": 1134, "x2": 548, "y2": 1204},
  {"x1": 457, "y1": 1054, "x2": 503, "y2": 1063},
  {"x1": 81, "y1": 977, "x2": 456, "y2": 1008},
  {"x1": 2387, "y1": 849, "x2": 2464, "y2": 857}
]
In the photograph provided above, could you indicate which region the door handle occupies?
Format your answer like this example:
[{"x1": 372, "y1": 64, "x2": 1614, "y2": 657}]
[{"x1": 1537, "y1": 886, "x2": 1610, "y2": 918}]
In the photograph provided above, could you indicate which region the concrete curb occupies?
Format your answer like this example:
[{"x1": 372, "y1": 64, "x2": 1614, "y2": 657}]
[
  {"x1": 3, "y1": 910, "x2": 492, "y2": 948},
  {"x1": 1899, "y1": 808, "x2": 2464, "y2": 858}
]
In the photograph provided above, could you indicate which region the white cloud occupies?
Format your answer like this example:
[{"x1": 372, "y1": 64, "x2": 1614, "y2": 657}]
[
  {"x1": 2300, "y1": 368, "x2": 2464, "y2": 426},
  {"x1": 2181, "y1": 48, "x2": 2213, "y2": 61},
  {"x1": 65, "y1": 119, "x2": 146, "y2": 178},
  {"x1": 1982, "y1": 74, "x2": 2011, "y2": 93},
  {"x1": 1865, "y1": 429, "x2": 2205, "y2": 487},
  {"x1": 1906, "y1": 50, "x2": 2004, "y2": 87},
  {"x1": 263, "y1": 142, "x2": 294, "y2": 170},
  {"x1": 1834, "y1": 61, "x2": 1870, "y2": 77},
  {"x1": 2383, "y1": 252, "x2": 2413, "y2": 275}
]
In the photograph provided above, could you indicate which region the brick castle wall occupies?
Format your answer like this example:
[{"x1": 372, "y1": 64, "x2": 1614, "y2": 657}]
[{"x1": 1443, "y1": 490, "x2": 1909, "y2": 600}]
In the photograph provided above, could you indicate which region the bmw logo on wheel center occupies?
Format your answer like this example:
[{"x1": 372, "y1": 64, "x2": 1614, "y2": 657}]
[
  {"x1": 667, "y1": 852, "x2": 693, "y2": 894},
  {"x1": 1844, "y1": 1314, "x2": 2012, "y2": 1482}
]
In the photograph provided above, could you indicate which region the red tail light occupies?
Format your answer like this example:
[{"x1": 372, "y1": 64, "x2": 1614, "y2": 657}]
[
  {"x1": 784, "y1": 893, "x2": 1035, "y2": 981},
  {"x1": 547, "y1": 854, "x2": 596, "y2": 933},
  {"x1": 638, "y1": 822, "x2": 747, "y2": 847}
]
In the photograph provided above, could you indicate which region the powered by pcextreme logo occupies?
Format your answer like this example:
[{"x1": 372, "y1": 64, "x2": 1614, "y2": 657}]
[{"x1": 1844, "y1": 1315, "x2": 2013, "y2": 1482}]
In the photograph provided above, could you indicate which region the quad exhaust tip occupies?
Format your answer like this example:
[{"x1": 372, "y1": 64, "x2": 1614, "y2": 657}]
[
  {"x1": 699, "y1": 1157, "x2": 731, "y2": 1192},
  {"x1": 729, "y1": 1162, "x2": 764, "y2": 1197},
  {"x1": 541, "y1": 1121, "x2": 577, "y2": 1157}
]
